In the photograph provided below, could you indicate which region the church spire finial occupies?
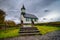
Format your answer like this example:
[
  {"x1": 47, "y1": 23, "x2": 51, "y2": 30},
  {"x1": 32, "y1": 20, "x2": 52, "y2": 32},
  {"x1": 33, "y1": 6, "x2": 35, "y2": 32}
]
[{"x1": 21, "y1": 4, "x2": 25, "y2": 10}]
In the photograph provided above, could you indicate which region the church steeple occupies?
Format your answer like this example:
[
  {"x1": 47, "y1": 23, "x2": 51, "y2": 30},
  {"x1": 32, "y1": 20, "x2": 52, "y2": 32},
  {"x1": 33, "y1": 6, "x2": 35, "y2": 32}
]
[
  {"x1": 21, "y1": 5, "x2": 26, "y2": 15},
  {"x1": 21, "y1": 5, "x2": 25, "y2": 10}
]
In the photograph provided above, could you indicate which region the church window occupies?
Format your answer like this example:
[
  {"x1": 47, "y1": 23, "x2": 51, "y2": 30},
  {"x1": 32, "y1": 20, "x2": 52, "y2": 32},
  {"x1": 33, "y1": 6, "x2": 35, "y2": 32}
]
[
  {"x1": 26, "y1": 18, "x2": 30, "y2": 21},
  {"x1": 35, "y1": 19, "x2": 37, "y2": 22}
]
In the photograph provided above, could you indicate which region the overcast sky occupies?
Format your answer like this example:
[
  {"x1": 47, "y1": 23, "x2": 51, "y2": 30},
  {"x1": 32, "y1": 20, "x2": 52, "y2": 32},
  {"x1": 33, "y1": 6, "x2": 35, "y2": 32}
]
[{"x1": 0, "y1": 0, "x2": 60, "y2": 23}]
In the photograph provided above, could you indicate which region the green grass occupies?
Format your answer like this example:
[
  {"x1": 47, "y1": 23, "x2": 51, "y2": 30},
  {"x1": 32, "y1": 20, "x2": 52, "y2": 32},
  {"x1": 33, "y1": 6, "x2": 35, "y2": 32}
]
[
  {"x1": 0, "y1": 25, "x2": 60, "y2": 38},
  {"x1": 35, "y1": 25, "x2": 60, "y2": 35},
  {"x1": 0, "y1": 28, "x2": 20, "y2": 38}
]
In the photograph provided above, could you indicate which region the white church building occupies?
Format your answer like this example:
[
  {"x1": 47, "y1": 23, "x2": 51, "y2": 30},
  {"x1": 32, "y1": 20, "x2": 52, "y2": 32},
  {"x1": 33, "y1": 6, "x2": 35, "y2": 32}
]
[{"x1": 20, "y1": 5, "x2": 38, "y2": 24}]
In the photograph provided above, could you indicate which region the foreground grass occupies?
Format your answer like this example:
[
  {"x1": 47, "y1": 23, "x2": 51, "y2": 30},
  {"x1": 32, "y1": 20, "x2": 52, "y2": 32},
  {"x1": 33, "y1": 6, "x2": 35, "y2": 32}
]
[
  {"x1": 35, "y1": 25, "x2": 60, "y2": 35},
  {"x1": 0, "y1": 27, "x2": 20, "y2": 38},
  {"x1": 0, "y1": 25, "x2": 60, "y2": 38}
]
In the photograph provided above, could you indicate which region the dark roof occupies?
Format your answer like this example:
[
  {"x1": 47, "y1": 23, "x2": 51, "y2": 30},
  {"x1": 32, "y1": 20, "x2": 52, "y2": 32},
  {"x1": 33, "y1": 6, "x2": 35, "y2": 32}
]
[{"x1": 24, "y1": 13, "x2": 38, "y2": 19}]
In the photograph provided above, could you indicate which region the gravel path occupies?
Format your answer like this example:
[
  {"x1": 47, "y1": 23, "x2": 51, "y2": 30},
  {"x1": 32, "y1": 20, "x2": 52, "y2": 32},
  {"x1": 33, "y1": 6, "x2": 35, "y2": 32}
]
[{"x1": 0, "y1": 30, "x2": 60, "y2": 40}]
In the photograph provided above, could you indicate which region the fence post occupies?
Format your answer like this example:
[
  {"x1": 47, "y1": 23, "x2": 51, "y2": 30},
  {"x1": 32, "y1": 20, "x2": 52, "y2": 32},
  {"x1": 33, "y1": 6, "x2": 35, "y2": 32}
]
[
  {"x1": 21, "y1": 20, "x2": 23, "y2": 27},
  {"x1": 31, "y1": 20, "x2": 34, "y2": 27}
]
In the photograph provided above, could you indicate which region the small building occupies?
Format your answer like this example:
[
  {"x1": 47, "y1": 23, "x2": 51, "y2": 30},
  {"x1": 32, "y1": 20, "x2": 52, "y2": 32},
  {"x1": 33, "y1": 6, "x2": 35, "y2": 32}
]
[{"x1": 20, "y1": 5, "x2": 38, "y2": 24}]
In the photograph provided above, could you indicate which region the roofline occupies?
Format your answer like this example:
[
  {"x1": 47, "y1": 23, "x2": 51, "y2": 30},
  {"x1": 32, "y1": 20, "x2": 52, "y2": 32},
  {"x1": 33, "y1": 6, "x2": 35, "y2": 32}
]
[{"x1": 24, "y1": 17, "x2": 38, "y2": 19}]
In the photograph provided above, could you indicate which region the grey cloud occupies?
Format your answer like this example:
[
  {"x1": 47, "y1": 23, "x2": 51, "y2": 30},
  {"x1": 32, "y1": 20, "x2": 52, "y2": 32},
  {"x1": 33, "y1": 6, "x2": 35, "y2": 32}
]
[
  {"x1": 0, "y1": 0, "x2": 23, "y2": 10},
  {"x1": 24, "y1": 0, "x2": 57, "y2": 13},
  {"x1": 0, "y1": 0, "x2": 58, "y2": 13},
  {"x1": 0, "y1": 0, "x2": 60, "y2": 23}
]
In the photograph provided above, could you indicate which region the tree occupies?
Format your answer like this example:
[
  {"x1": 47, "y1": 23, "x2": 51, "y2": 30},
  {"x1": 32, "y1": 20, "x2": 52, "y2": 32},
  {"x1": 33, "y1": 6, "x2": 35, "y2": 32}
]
[
  {"x1": 5, "y1": 20, "x2": 16, "y2": 27},
  {"x1": 0, "y1": 9, "x2": 6, "y2": 24}
]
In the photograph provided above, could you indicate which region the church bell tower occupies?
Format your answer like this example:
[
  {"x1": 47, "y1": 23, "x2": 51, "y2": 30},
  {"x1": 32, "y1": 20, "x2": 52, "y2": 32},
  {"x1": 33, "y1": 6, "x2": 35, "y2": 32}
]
[
  {"x1": 21, "y1": 5, "x2": 26, "y2": 15},
  {"x1": 20, "y1": 5, "x2": 26, "y2": 27}
]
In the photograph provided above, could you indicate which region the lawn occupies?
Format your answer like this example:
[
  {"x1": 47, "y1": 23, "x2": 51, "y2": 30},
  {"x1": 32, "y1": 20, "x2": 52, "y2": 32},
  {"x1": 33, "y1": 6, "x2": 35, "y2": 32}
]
[
  {"x1": 35, "y1": 25, "x2": 60, "y2": 35},
  {"x1": 0, "y1": 27, "x2": 20, "y2": 38},
  {"x1": 0, "y1": 25, "x2": 60, "y2": 38}
]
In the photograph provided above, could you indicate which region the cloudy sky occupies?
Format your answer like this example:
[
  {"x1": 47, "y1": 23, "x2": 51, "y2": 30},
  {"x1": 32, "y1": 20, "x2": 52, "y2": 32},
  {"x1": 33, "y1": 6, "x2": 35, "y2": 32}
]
[{"x1": 0, "y1": 0, "x2": 60, "y2": 23}]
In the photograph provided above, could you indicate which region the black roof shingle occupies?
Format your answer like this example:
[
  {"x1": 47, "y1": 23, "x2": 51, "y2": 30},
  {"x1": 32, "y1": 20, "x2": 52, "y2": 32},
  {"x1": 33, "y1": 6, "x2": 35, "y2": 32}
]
[{"x1": 24, "y1": 13, "x2": 38, "y2": 19}]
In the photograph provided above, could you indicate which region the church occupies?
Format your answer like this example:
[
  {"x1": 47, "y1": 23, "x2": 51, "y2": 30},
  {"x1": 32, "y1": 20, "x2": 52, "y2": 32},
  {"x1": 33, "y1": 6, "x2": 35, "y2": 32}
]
[{"x1": 20, "y1": 5, "x2": 38, "y2": 24}]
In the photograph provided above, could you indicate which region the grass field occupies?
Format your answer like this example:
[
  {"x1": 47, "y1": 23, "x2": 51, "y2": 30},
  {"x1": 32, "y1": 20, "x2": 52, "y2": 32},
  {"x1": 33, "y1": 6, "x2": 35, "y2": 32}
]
[
  {"x1": 0, "y1": 25, "x2": 60, "y2": 38},
  {"x1": 35, "y1": 25, "x2": 60, "y2": 35},
  {"x1": 0, "y1": 27, "x2": 20, "y2": 38}
]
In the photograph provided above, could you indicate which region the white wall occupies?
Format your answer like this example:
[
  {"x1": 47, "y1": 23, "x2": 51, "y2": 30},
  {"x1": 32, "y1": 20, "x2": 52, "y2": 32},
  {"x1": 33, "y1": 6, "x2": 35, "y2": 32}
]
[
  {"x1": 20, "y1": 15, "x2": 38, "y2": 24},
  {"x1": 24, "y1": 18, "x2": 38, "y2": 24}
]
